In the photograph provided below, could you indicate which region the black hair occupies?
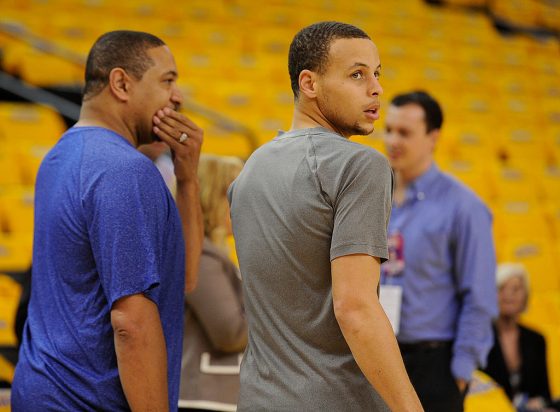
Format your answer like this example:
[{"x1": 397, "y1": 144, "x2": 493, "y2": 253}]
[
  {"x1": 83, "y1": 30, "x2": 166, "y2": 101},
  {"x1": 390, "y1": 90, "x2": 444, "y2": 132},
  {"x1": 288, "y1": 21, "x2": 370, "y2": 99}
]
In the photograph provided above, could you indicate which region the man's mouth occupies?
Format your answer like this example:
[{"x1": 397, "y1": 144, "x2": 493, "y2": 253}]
[{"x1": 364, "y1": 106, "x2": 380, "y2": 120}]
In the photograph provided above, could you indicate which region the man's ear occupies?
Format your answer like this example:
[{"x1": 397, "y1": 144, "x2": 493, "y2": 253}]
[
  {"x1": 298, "y1": 69, "x2": 318, "y2": 99},
  {"x1": 428, "y1": 128, "x2": 440, "y2": 152},
  {"x1": 108, "y1": 67, "x2": 131, "y2": 102}
]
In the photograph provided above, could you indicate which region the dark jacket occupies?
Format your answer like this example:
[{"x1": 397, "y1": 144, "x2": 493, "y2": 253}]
[
  {"x1": 179, "y1": 238, "x2": 247, "y2": 411},
  {"x1": 484, "y1": 323, "x2": 551, "y2": 402}
]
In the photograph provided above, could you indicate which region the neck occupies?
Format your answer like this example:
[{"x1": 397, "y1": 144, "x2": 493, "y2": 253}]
[
  {"x1": 290, "y1": 101, "x2": 348, "y2": 138},
  {"x1": 496, "y1": 315, "x2": 518, "y2": 331},
  {"x1": 76, "y1": 99, "x2": 138, "y2": 147},
  {"x1": 394, "y1": 160, "x2": 433, "y2": 190}
]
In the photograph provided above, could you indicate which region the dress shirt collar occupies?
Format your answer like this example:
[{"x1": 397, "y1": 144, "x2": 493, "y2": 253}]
[{"x1": 403, "y1": 163, "x2": 440, "y2": 204}]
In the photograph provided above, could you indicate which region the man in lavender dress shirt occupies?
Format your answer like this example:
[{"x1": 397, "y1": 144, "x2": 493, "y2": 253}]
[{"x1": 381, "y1": 90, "x2": 497, "y2": 412}]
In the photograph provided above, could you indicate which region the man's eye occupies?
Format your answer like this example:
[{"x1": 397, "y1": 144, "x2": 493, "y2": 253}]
[
  {"x1": 352, "y1": 72, "x2": 363, "y2": 79},
  {"x1": 374, "y1": 71, "x2": 381, "y2": 79}
]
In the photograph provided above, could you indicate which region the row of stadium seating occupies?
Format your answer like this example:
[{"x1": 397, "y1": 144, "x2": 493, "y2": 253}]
[
  {"x1": 0, "y1": 0, "x2": 559, "y2": 405},
  {"x1": 443, "y1": 0, "x2": 560, "y2": 32}
]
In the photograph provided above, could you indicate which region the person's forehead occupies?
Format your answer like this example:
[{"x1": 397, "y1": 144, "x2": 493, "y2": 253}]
[
  {"x1": 504, "y1": 275, "x2": 524, "y2": 287},
  {"x1": 146, "y1": 45, "x2": 177, "y2": 72},
  {"x1": 327, "y1": 37, "x2": 379, "y2": 67},
  {"x1": 387, "y1": 104, "x2": 425, "y2": 126}
]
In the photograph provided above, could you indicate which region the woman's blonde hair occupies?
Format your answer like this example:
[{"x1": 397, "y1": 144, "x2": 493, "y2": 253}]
[
  {"x1": 198, "y1": 154, "x2": 244, "y2": 251},
  {"x1": 496, "y1": 262, "x2": 530, "y2": 312}
]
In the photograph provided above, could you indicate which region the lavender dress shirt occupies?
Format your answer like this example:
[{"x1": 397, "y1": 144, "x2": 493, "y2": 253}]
[{"x1": 381, "y1": 164, "x2": 498, "y2": 381}]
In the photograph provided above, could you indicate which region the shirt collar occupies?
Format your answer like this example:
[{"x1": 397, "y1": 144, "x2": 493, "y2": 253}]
[
  {"x1": 405, "y1": 163, "x2": 440, "y2": 202},
  {"x1": 275, "y1": 127, "x2": 345, "y2": 139}
]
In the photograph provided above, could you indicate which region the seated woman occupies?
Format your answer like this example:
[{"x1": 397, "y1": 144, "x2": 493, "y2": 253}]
[
  {"x1": 178, "y1": 154, "x2": 246, "y2": 412},
  {"x1": 484, "y1": 263, "x2": 558, "y2": 412}
]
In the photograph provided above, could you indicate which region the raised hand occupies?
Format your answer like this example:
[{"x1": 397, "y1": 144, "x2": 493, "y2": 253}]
[{"x1": 153, "y1": 107, "x2": 203, "y2": 184}]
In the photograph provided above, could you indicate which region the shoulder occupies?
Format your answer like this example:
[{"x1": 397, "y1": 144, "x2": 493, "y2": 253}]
[
  {"x1": 313, "y1": 134, "x2": 390, "y2": 175},
  {"x1": 80, "y1": 131, "x2": 162, "y2": 185},
  {"x1": 519, "y1": 324, "x2": 546, "y2": 345},
  {"x1": 437, "y1": 170, "x2": 490, "y2": 216}
]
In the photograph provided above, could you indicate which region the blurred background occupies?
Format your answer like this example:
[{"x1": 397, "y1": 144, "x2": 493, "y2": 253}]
[{"x1": 0, "y1": 0, "x2": 558, "y2": 410}]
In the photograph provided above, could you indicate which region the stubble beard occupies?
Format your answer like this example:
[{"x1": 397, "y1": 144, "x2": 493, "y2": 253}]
[
  {"x1": 319, "y1": 95, "x2": 374, "y2": 137},
  {"x1": 334, "y1": 119, "x2": 374, "y2": 138}
]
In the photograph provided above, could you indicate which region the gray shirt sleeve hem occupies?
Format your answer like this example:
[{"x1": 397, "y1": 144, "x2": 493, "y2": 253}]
[{"x1": 330, "y1": 244, "x2": 389, "y2": 262}]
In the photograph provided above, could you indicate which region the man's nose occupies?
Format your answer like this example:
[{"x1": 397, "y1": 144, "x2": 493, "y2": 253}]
[
  {"x1": 171, "y1": 87, "x2": 184, "y2": 109},
  {"x1": 370, "y1": 76, "x2": 383, "y2": 96}
]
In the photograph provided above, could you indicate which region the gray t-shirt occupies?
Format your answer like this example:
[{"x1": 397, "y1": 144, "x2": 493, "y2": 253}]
[{"x1": 228, "y1": 127, "x2": 392, "y2": 411}]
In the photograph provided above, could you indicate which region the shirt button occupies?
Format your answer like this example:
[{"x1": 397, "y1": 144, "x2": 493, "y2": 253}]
[{"x1": 417, "y1": 192, "x2": 425, "y2": 200}]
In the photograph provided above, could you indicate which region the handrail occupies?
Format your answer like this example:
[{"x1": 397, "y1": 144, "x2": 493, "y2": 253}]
[
  {"x1": 0, "y1": 71, "x2": 81, "y2": 120},
  {"x1": 0, "y1": 21, "x2": 259, "y2": 155}
]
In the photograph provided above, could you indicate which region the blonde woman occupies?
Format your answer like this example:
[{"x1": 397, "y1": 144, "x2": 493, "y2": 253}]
[
  {"x1": 483, "y1": 263, "x2": 558, "y2": 412},
  {"x1": 178, "y1": 154, "x2": 246, "y2": 412}
]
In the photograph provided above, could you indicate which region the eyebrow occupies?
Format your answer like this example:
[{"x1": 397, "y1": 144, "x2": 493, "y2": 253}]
[
  {"x1": 162, "y1": 70, "x2": 178, "y2": 78},
  {"x1": 348, "y1": 63, "x2": 382, "y2": 71}
]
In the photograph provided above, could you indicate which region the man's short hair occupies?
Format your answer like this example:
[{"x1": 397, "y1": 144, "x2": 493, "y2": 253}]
[
  {"x1": 83, "y1": 30, "x2": 166, "y2": 101},
  {"x1": 390, "y1": 91, "x2": 444, "y2": 132},
  {"x1": 288, "y1": 21, "x2": 370, "y2": 99}
]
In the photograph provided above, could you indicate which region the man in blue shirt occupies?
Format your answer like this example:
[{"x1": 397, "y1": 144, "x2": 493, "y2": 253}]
[
  {"x1": 381, "y1": 91, "x2": 497, "y2": 412},
  {"x1": 11, "y1": 31, "x2": 204, "y2": 411}
]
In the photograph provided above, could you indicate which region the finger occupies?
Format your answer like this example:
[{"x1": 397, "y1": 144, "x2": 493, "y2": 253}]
[
  {"x1": 154, "y1": 113, "x2": 199, "y2": 143},
  {"x1": 153, "y1": 125, "x2": 182, "y2": 150},
  {"x1": 153, "y1": 125, "x2": 196, "y2": 152},
  {"x1": 162, "y1": 107, "x2": 201, "y2": 131},
  {"x1": 153, "y1": 116, "x2": 185, "y2": 141}
]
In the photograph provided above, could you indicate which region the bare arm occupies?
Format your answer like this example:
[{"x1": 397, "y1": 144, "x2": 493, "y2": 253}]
[
  {"x1": 153, "y1": 108, "x2": 204, "y2": 292},
  {"x1": 111, "y1": 294, "x2": 168, "y2": 411},
  {"x1": 332, "y1": 254, "x2": 423, "y2": 412},
  {"x1": 176, "y1": 179, "x2": 204, "y2": 293}
]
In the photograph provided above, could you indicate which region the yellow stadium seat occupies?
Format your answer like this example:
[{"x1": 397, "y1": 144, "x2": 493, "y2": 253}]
[
  {"x1": 536, "y1": 1, "x2": 560, "y2": 32},
  {"x1": 544, "y1": 328, "x2": 560, "y2": 398},
  {"x1": 0, "y1": 187, "x2": 35, "y2": 235},
  {"x1": 491, "y1": 166, "x2": 540, "y2": 203},
  {"x1": 18, "y1": 49, "x2": 83, "y2": 86},
  {"x1": 501, "y1": 237, "x2": 560, "y2": 292},
  {"x1": 183, "y1": 112, "x2": 254, "y2": 159},
  {"x1": 0, "y1": 234, "x2": 32, "y2": 273},
  {"x1": 0, "y1": 103, "x2": 66, "y2": 147},
  {"x1": 545, "y1": 203, "x2": 560, "y2": 240},
  {"x1": 522, "y1": 291, "x2": 560, "y2": 331},
  {"x1": 17, "y1": 144, "x2": 53, "y2": 186},
  {"x1": 464, "y1": 371, "x2": 515, "y2": 412},
  {"x1": 545, "y1": 126, "x2": 560, "y2": 165},
  {"x1": 0, "y1": 146, "x2": 24, "y2": 186},
  {"x1": 497, "y1": 125, "x2": 545, "y2": 165},
  {"x1": 540, "y1": 167, "x2": 560, "y2": 203},
  {"x1": 445, "y1": 123, "x2": 498, "y2": 163},
  {"x1": 521, "y1": 291, "x2": 560, "y2": 399},
  {"x1": 442, "y1": 0, "x2": 487, "y2": 7},
  {"x1": 492, "y1": 201, "x2": 550, "y2": 240},
  {"x1": 488, "y1": 0, "x2": 539, "y2": 27},
  {"x1": 0, "y1": 41, "x2": 35, "y2": 77},
  {"x1": 0, "y1": 274, "x2": 21, "y2": 347}
]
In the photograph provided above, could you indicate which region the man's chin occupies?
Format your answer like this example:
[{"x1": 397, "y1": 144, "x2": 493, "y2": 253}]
[{"x1": 351, "y1": 123, "x2": 375, "y2": 136}]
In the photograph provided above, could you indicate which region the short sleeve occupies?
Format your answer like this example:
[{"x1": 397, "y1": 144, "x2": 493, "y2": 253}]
[
  {"x1": 327, "y1": 149, "x2": 393, "y2": 261},
  {"x1": 84, "y1": 159, "x2": 170, "y2": 307}
]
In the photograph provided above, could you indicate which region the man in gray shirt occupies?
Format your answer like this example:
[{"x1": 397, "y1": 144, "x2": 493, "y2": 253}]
[{"x1": 228, "y1": 22, "x2": 423, "y2": 412}]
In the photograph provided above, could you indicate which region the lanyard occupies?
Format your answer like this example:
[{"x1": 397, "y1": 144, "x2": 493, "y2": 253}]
[{"x1": 381, "y1": 188, "x2": 425, "y2": 282}]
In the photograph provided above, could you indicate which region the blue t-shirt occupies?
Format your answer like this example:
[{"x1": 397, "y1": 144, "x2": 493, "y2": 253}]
[{"x1": 12, "y1": 127, "x2": 185, "y2": 411}]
